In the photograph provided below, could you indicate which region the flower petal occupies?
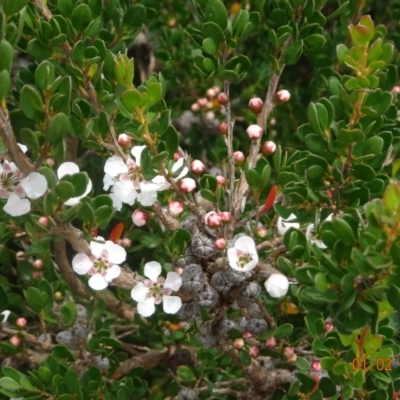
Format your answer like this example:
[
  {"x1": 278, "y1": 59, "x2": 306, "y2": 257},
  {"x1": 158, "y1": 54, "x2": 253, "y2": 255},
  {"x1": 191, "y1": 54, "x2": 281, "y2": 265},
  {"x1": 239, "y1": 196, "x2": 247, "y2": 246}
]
[
  {"x1": 130, "y1": 145, "x2": 146, "y2": 165},
  {"x1": 3, "y1": 193, "x2": 30, "y2": 216},
  {"x1": 20, "y1": 173, "x2": 47, "y2": 199},
  {"x1": 90, "y1": 237, "x2": 106, "y2": 257},
  {"x1": 104, "y1": 156, "x2": 128, "y2": 177},
  {"x1": 277, "y1": 213, "x2": 300, "y2": 236},
  {"x1": 57, "y1": 162, "x2": 80, "y2": 179},
  {"x1": 227, "y1": 247, "x2": 238, "y2": 270},
  {"x1": 18, "y1": 143, "x2": 28, "y2": 154},
  {"x1": 105, "y1": 241, "x2": 126, "y2": 264},
  {"x1": 163, "y1": 296, "x2": 182, "y2": 314},
  {"x1": 165, "y1": 271, "x2": 182, "y2": 291},
  {"x1": 137, "y1": 298, "x2": 156, "y2": 317},
  {"x1": 88, "y1": 274, "x2": 108, "y2": 290},
  {"x1": 131, "y1": 282, "x2": 149, "y2": 302},
  {"x1": 264, "y1": 274, "x2": 289, "y2": 298},
  {"x1": 109, "y1": 193, "x2": 123, "y2": 211},
  {"x1": 105, "y1": 265, "x2": 121, "y2": 281},
  {"x1": 137, "y1": 190, "x2": 158, "y2": 207},
  {"x1": 1, "y1": 310, "x2": 11, "y2": 322},
  {"x1": 172, "y1": 158, "x2": 189, "y2": 180},
  {"x1": 113, "y1": 181, "x2": 137, "y2": 205},
  {"x1": 234, "y1": 235, "x2": 256, "y2": 253},
  {"x1": 144, "y1": 261, "x2": 162, "y2": 282},
  {"x1": 72, "y1": 253, "x2": 93, "y2": 274}
]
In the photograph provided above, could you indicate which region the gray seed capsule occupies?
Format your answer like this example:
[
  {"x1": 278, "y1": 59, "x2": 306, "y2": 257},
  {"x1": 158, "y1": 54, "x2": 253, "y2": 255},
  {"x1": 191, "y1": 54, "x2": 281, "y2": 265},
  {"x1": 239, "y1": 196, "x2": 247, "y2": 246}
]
[
  {"x1": 177, "y1": 246, "x2": 200, "y2": 268},
  {"x1": 193, "y1": 285, "x2": 219, "y2": 308},
  {"x1": 182, "y1": 265, "x2": 205, "y2": 292},
  {"x1": 181, "y1": 214, "x2": 198, "y2": 234},
  {"x1": 246, "y1": 318, "x2": 268, "y2": 336},
  {"x1": 237, "y1": 282, "x2": 261, "y2": 308},
  {"x1": 211, "y1": 271, "x2": 233, "y2": 293},
  {"x1": 225, "y1": 268, "x2": 252, "y2": 284},
  {"x1": 178, "y1": 388, "x2": 198, "y2": 400},
  {"x1": 191, "y1": 232, "x2": 217, "y2": 258},
  {"x1": 217, "y1": 319, "x2": 239, "y2": 338}
]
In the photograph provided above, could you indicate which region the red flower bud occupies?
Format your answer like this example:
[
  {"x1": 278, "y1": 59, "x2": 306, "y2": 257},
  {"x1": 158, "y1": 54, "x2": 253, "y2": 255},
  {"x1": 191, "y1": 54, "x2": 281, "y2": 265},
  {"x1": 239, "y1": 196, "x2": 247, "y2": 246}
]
[
  {"x1": 217, "y1": 92, "x2": 229, "y2": 105},
  {"x1": 261, "y1": 141, "x2": 276, "y2": 156},
  {"x1": 248, "y1": 97, "x2": 263, "y2": 114},
  {"x1": 219, "y1": 122, "x2": 228, "y2": 135}
]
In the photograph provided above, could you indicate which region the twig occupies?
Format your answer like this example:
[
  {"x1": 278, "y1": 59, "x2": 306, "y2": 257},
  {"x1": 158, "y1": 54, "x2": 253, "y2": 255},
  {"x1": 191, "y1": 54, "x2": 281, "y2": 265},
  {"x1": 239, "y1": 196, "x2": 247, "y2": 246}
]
[{"x1": 256, "y1": 298, "x2": 277, "y2": 330}]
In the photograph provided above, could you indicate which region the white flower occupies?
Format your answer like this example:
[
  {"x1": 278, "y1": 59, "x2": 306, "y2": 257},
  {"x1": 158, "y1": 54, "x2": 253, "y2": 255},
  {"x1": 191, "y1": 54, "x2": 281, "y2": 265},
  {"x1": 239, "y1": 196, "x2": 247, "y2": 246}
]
[
  {"x1": 227, "y1": 235, "x2": 259, "y2": 272},
  {"x1": 72, "y1": 236, "x2": 126, "y2": 290},
  {"x1": 103, "y1": 146, "x2": 188, "y2": 211},
  {"x1": 57, "y1": 162, "x2": 93, "y2": 206},
  {"x1": 277, "y1": 213, "x2": 300, "y2": 236},
  {"x1": 306, "y1": 213, "x2": 333, "y2": 249},
  {"x1": 0, "y1": 160, "x2": 47, "y2": 217},
  {"x1": 264, "y1": 274, "x2": 289, "y2": 298},
  {"x1": 130, "y1": 261, "x2": 182, "y2": 317}
]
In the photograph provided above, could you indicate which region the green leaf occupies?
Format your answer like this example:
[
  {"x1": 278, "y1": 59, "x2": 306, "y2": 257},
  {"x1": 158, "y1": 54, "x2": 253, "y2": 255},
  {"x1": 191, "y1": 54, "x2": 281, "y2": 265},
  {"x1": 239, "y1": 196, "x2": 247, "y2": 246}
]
[
  {"x1": 0, "y1": 377, "x2": 20, "y2": 391},
  {"x1": 35, "y1": 61, "x2": 55, "y2": 92},
  {"x1": 177, "y1": 366, "x2": 196, "y2": 382},
  {"x1": 24, "y1": 287, "x2": 47, "y2": 313},
  {"x1": 363, "y1": 136, "x2": 383, "y2": 156},
  {"x1": 204, "y1": 0, "x2": 228, "y2": 31},
  {"x1": 332, "y1": 219, "x2": 355, "y2": 246},
  {"x1": 0, "y1": 40, "x2": 14, "y2": 74},
  {"x1": 232, "y1": 9, "x2": 249, "y2": 37},
  {"x1": 200, "y1": 189, "x2": 216, "y2": 203},
  {"x1": 27, "y1": 39, "x2": 53, "y2": 61},
  {"x1": 60, "y1": 301, "x2": 78, "y2": 324},
  {"x1": 274, "y1": 323, "x2": 293, "y2": 339},
  {"x1": 336, "y1": 44, "x2": 348, "y2": 64},
  {"x1": 65, "y1": 370, "x2": 79, "y2": 394},
  {"x1": 305, "y1": 34, "x2": 326, "y2": 51},
  {"x1": 59, "y1": 203, "x2": 82, "y2": 223},
  {"x1": 319, "y1": 377, "x2": 337, "y2": 397},
  {"x1": 146, "y1": 82, "x2": 162, "y2": 106},
  {"x1": 326, "y1": 1, "x2": 349, "y2": 20},
  {"x1": 20, "y1": 128, "x2": 39, "y2": 154},
  {"x1": 56, "y1": 181, "x2": 75, "y2": 200},
  {"x1": 71, "y1": 4, "x2": 92, "y2": 31},
  {"x1": 20, "y1": 85, "x2": 43, "y2": 120},
  {"x1": 0, "y1": 70, "x2": 11, "y2": 101},
  {"x1": 121, "y1": 89, "x2": 143, "y2": 110},
  {"x1": 2, "y1": 0, "x2": 27, "y2": 16},
  {"x1": 238, "y1": 349, "x2": 252, "y2": 366},
  {"x1": 337, "y1": 128, "x2": 365, "y2": 144},
  {"x1": 383, "y1": 184, "x2": 400, "y2": 211},
  {"x1": 308, "y1": 102, "x2": 323, "y2": 135},
  {"x1": 349, "y1": 25, "x2": 371, "y2": 47},
  {"x1": 123, "y1": 5, "x2": 146, "y2": 30},
  {"x1": 202, "y1": 37, "x2": 218, "y2": 55},
  {"x1": 163, "y1": 125, "x2": 179, "y2": 156},
  {"x1": 47, "y1": 113, "x2": 70, "y2": 142},
  {"x1": 245, "y1": 169, "x2": 259, "y2": 190},
  {"x1": 201, "y1": 21, "x2": 224, "y2": 43}
]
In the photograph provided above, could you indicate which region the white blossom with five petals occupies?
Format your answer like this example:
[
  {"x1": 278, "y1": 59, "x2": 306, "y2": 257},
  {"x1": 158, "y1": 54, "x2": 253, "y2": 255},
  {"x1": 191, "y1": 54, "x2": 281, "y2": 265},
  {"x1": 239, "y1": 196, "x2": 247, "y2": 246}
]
[
  {"x1": 227, "y1": 235, "x2": 259, "y2": 272},
  {"x1": 0, "y1": 154, "x2": 47, "y2": 217},
  {"x1": 72, "y1": 237, "x2": 126, "y2": 290},
  {"x1": 130, "y1": 261, "x2": 182, "y2": 317}
]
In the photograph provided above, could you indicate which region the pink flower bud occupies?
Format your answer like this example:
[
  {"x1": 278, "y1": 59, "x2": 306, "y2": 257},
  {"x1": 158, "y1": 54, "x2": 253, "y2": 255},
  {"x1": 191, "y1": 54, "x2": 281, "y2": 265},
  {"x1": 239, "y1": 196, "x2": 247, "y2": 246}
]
[
  {"x1": 120, "y1": 238, "x2": 132, "y2": 248},
  {"x1": 33, "y1": 259, "x2": 43, "y2": 269},
  {"x1": 38, "y1": 216, "x2": 49, "y2": 227},
  {"x1": 10, "y1": 336, "x2": 20, "y2": 346},
  {"x1": 16, "y1": 251, "x2": 25, "y2": 261},
  {"x1": 257, "y1": 226, "x2": 267, "y2": 238},
  {"x1": 118, "y1": 133, "x2": 132, "y2": 149},
  {"x1": 246, "y1": 124, "x2": 263, "y2": 140},
  {"x1": 287, "y1": 353, "x2": 297, "y2": 363},
  {"x1": 324, "y1": 321, "x2": 333, "y2": 332},
  {"x1": 169, "y1": 200, "x2": 184, "y2": 216},
  {"x1": 180, "y1": 178, "x2": 196, "y2": 193},
  {"x1": 283, "y1": 346, "x2": 295, "y2": 358},
  {"x1": 217, "y1": 92, "x2": 229, "y2": 105},
  {"x1": 176, "y1": 267, "x2": 184, "y2": 275},
  {"x1": 312, "y1": 360, "x2": 322, "y2": 371},
  {"x1": 32, "y1": 272, "x2": 41, "y2": 279},
  {"x1": 233, "y1": 151, "x2": 245, "y2": 166},
  {"x1": 213, "y1": 86, "x2": 221, "y2": 95},
  {"x1": 243, "y1": 332, "x2": 252, "y2": 339},
  {"x1": 248, "y1": 98, "x2": 263, "y2": 114},
  {"x1": 392, "y1": 86, "x2": 400, "y2": 94},
  {"x1": 191, "y1": 103, "x2": 200, "y2": 112},
  {"x1": 191, "y1": 160, "x2": 205, "y2": 174},
  {"x1": 16, "y1": 318, "x2": 27, "y2": 327},
  {"x1": 234, "y1": 338, "x2": 245, "y2": 349},
  {"x1": 269, "y1": 117, "x2": 276, "y2": 126},
  {"x1": 219, "y1": 122, "x2": 228, "y2": 135},
  {"x1": 249, "y1": 345, "x2": 260, "y2": 358},
  {"x1": 215, "y1": 238, "x2": 227, "y2": 249},
  {"x1": 326, "y1": 189, "x2": 333, "y2": 198},
  {"x1": 276, "y1": 89, "x2": 291, "y2": 102},
  {"x1": 206, "y1": 88, "x2": 216, "y2": 98},
  {"x1": 205, "y1": 211, "x2": 222, "y2": 227},
  {"x1": 174, "y1": 152, "x2": 182, "y2": 161},
  {"x1": 216, "y1": 175, "x2": 226, "y2": 185},
  {"x1": 261, "y1": 141, "x2": 276, "y2": 156},
  {"x1": 197, "y1": 97, "x2": 208, "y2": 107},
  {"x1": 132, "y1": 209, "x2": 149, "y2": 227},
  {"x1": 46, "y1": 158, "x2": 55, "y2": 167},
  {"x1": 167, "y1": 18, "x2": 176, "y2": 28},
  {"x1": 265, "y1": 337, "x2": 277, "y2": 348},
  {"x1": 219, "y1": 211, "x2": 232, "y2": 223}
]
